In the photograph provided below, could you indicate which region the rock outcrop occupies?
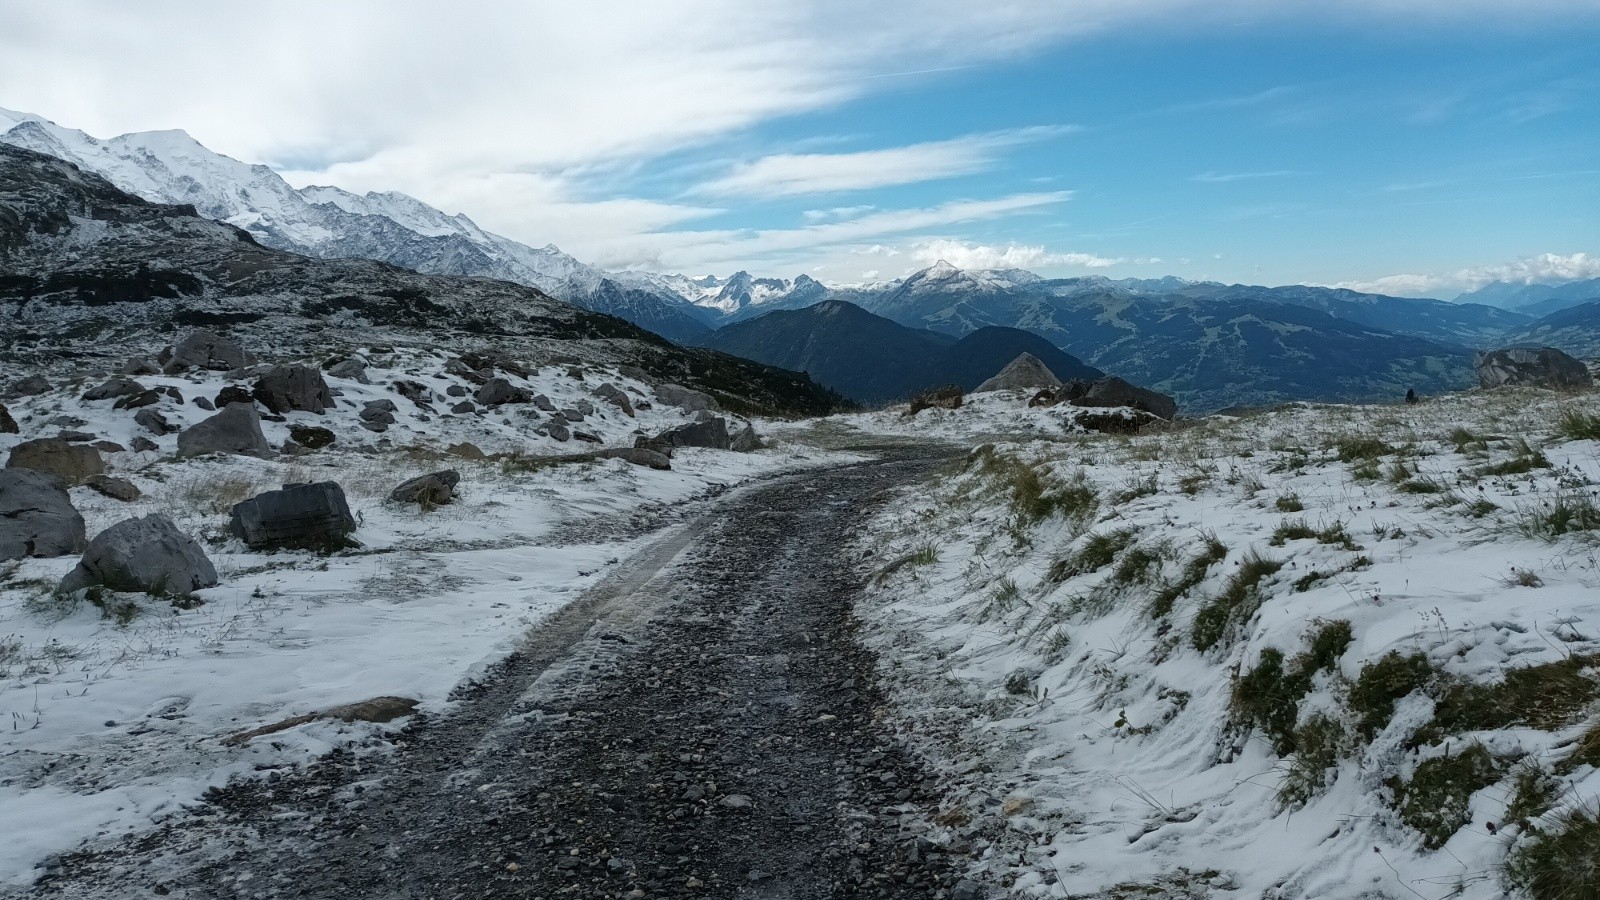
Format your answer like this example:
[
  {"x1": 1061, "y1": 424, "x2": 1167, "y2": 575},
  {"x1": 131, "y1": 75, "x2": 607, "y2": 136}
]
[
  {"x1": 655, "y1": 384, "x2": 718, "y2": 413},
  {"x1": 253, "y1": 365, "x2": 334, "y2": 414},
  {"x1": 975, "y1": 353, "x2": 1063, "y2": 394},
  {"x1": 1474, "y1": 348, "x2": 1593, "y2": 390},
  {"x1": 58, "y1": 514, "x2": 218, "y2": 597},
  {"x1": 166, "y1": 329, "x2": 256, "y2": 372},
  {"x1": 229, "y1": 482, "x2": 358, "y2": 552},
  {"x1": 177, "y1": 404, "x2": 272, "y2": 457},
  {"x1": 1071, "y1": 377, "x2": 1178, "y2": 420},
  {"x1": 654, "y1": 418, "x2": 732, "y2": 450},
  {"x1": 5, "y1": 438, "x2": 105, "y2": 483},
  {"x1": 390, "y1": 471, "x2": 460, "y2": 506}
]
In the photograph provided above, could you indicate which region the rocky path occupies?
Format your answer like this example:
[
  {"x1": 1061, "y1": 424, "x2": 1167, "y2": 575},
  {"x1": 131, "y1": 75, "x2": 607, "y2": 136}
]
[{"x1": 26, "y1": 448, "x2": 978, "y2": 900}]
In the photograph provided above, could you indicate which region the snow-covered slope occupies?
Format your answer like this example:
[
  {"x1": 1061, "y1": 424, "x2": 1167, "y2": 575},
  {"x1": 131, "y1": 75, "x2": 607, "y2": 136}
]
[{"x1": 0, "y1": 107, "x2": 714, "y2": 343}]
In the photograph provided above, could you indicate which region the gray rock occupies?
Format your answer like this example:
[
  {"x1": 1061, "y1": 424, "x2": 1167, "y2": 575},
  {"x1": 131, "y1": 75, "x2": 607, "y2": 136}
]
[
  {"x1": 617, "y1": 364, "x2": 652, "y2": 384},
  {"x1": 730, "y1": 424, "x2": 761, "y2": 453},
  {"x1": 6, "y1": 438, "x2": 105, "y2": 483},
  {"x1": 85, "y1": 475, "x2": 141, "y2": 502},
  {"x1": 326, "y1": 357, "x2": 369, "y2": 382},
  {"x1": 655, "y1": 417, "x2": 732, "y2": 450},
  {"x1": 596, "y1": 448, "x2": 671, "y2": 470},
  {"x1": 592, "y1": 383, "x2": 635, "y2": 417},
  {"x1": 7, "y1": 374, "x2": 51, "y2": 398},
  {"x1": 113, "y1": 389, "x2": 162, "y2": 410},
  {"x1": 134, "y1": 408, "x2": 178, "y2": 435},
  {"x1": 177, "y1": 404, "x2": 272, "y2": 458},
  {"x1": 532, "y1": 394, "x2": 557, "y2": 412},
  {"x1": 361, "y1": 409, "x2": 396, "y2": 426},
  {"x1": 214, "y1": 385, "x2": 253, "y2": 407},
  {"x1": 390, "y1": 470, "x2": 460, "y2": 506},
  {"x1": 49, "y1": 415, "x2": 86, "y2": 428},
  {"x1": 192, "y1": 395, "x2": 215, "y2": 411},
  {"x1": 59, "y1": 514, "x2": 217, "y2": 597},
  {"x1": 167, "y1": 329, "x2": 256, "y2": 372},
  {"x1": 82, "y1": 376, "x2": 146, "y2": 402},
  {"x1": 975, "y1": 352, "x2": 1064, "y2": 394},
  {"x1": 1474, "y1": 347, "x2": 1593, "y2": 390},
  {"x1": 93, "y1": 441, "x2": 126, "y2": 453},
  {"x1": 253, "y1": 365, "x2": 334, "y2": 414},
  {"x1": 58, "y1": 431, "x2": 95, "y2": 443},
  {"x1": 560, "y1": 408, "x2": 585, "y2": 422},
  {"x1": 546, "y1": 422, "x2": 571, "y2": 442},
  {"x1": 450, "y1": 400, "x2": 476, "y2": 414},
  {"x1": 130, "y1": 436, "x2": 158, "y2": 453},
  {"x1": 288, "y1": 424, "x2": 336, "y2": 450},
  {"x1": 0, "y1": 401, "x2": 16, "y2": 434},
  {"x1": 0, "y1": 469, "x2": 85, "y2": 559},
  {"x1": 446, "y1": 384, "x2": 468, "y2": 397},
  {"x1": 573, "y1": 430, "x2": 602, "y2": 444},
  {"x1": 120, "y1": 357, "x2": 161, "y2": 376},
  {"x1": 475, "y1": 377, "x2": 531, "y2": 407},
  {"x1": 447, "y1": 442, "x2": 486, "y2": 460},
  {"x1": 229, "y1": 482, "x2": 358, "y2": 552},
  {"x1": 574, "y1": 399, "x2": 595, "y2": 417},
  {"x1": 393, "y1": 380, "x2": 432, "y2": 405},
  {"x1": 655, "y1": 383, "x2": 719, "y2": 413},
  {"x1": 1072, "y1": 377, "x2": 1178, "y2": 420}
]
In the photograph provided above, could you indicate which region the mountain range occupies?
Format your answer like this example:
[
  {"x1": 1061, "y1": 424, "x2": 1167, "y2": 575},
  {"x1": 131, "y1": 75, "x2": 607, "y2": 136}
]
[{"x1": 6, "y1": 105, "x2": 1600, "y2": 414}]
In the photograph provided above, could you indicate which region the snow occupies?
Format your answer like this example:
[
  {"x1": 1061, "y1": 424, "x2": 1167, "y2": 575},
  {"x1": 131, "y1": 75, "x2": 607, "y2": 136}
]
[
  {"x1": 0, "y1": 352, "x2": 855, "y2": 885},
  {"x1": 821, "y1": 386, "x2": 1600, "y2": 898}
]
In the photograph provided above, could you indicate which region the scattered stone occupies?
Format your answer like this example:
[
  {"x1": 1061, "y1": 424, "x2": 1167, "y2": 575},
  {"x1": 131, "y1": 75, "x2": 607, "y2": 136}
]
[
  {"x1": 280, "y1": 439, "x2": 305, "y2": 456},
  {"x1": 596, "y1": 448, "x2": 671, "y2": 470},
  {"x1": 654, "y1": 418, "x2": 732, "y2": 450},
  {"x1": 561, "y1": 408, "x2": 585, "y2": 422},
  {"x1": 533, "y1": 394, "x2": 557, "y2": 412},
  {"x1": 5, "y1": 438, "x2": 105, "y2": 483},
  {"x1": 390, "y1": 470, "x2": 460, "y2": 506},
  {"x1": 617, "y1": 364, "x2": 651, "y2": 384},
  {"x1": 730, "y1": 424, "x2": 761, "y2": 453},
  {"x1": 130, "y1": 436, "x2": 158, "y2": 453},
  {"x1": 1072, "y1": 377, "x2": 1178, "y2": 420},
  {"x1": 82, "y1": 376, "x2": 146, "y2": 402},
  {"x1": 446, "y1": 357, "x2": 491, "y2": 384},
  {"x1": 546, "y1": 422, "x2": 571, "y2": 442},
  {"x1": 57, "y1": 431, "x2": 95, "y2": 443},
  {"x1": 1075, "y1": 409, "x2": 1160, "y2": 435},
  {"x1": 7, "y1": 374, "x2": 51, "y2": 398},
  {"x1": 229, "y1": 482, "x2": 358, "y2": 552},
  {"x1": 1475, "y1": 347, "x2": 1593, "y2": 390},
  {"x1": 572, "y1": 430, "x2": 602, "y2": 444},
  {"x1": 0, "y1": 469, "x2": 85, "y2": 559},
  {"x1": 49, "y1": 415, "x2": 86, "y2": 428},
  {"x1": 92, "y1": 441, "x2": 126, "y2": 454},
  {"x1": 592, "y1": 383, "x2": 635, "y2": 417},
  {"x1": 1028, "y1": 389, "x2": 1059, "y2": 408},
  {"x1": 134, "y1": 408, "x2": 179, "y2": 435},
  {"x1": 393, "y1": 380, "x2": 433, "y2": 405},
  {"x1": 446, "y1": 384, "x2": 468, "y2": 397},
  {"x1": 655, "y1": 383, "x2": 718, "y2": 412},
  {"x1": 59, "y1": 514, "x2": 217, "y2": 597},
  {"x1": 253, "y1": 365, "x2": 334, "y2": 414},
  {"x1": 166, "y1": 329, "x2": 256, "y2": 372},
  {"x1": 113, "y1": 389, "x2": 162, "y2": 410},
  {"x1": 190, "y1": 394, "x2": 213, "y2": 411},
  {"x1": 177, "y1": 404, "x2": 272, "y2": 458},
  {"x1": 574, "y1": 399, "x2": 595, "y2": 417},
  {"x1": 633, "y1": 435, "x2": 676, "y2": 458},
  {"x1": 289, "y1": 424, "x2": 336, "y2": 450},
  {"x1": 475, "y1": 377, "x2": 531, "y2": 407},
  {"x1": 450, "y1": 400, "x2": 475, "y2": 414},
  {"x1": 0, "y1": 401, "x2": 16, "y2": 434},
  {"x1": 163, "y1": 386, "x2": 183, "y2": 402},
  {"x1": 719, "y1": 794, "x2": 754, "y2": 809},
  {"x1": 326, "y1": 357, "x2": 369, "y2": 382},
  {"x1": 120, "y1": 357, "x2": 161, "y2": 376},
  {"x1": 446, "y1": 442, "x2": 486, "y2": 460},
  {"x1": 85, "y1": 475, "x2": 141, "y2": 502}
]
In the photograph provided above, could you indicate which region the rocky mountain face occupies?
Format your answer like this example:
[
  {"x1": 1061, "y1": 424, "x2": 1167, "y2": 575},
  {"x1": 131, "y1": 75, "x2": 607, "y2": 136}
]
[
  {"x1": 0, "y1": 144, "x2": 844, "y2": 417},
  {"x1": 1504, "y1": 300, "x2": 1600, "y2": 358},
  {"x1": 0, "y1": 108, "x2": 716, "y2": 345},
  {"x1": 700, "y1": 299, "x2": 1100, "y2": 406},
  {"x1": 1455, "y1": 277, "x2": 1600, "y2": 315}
]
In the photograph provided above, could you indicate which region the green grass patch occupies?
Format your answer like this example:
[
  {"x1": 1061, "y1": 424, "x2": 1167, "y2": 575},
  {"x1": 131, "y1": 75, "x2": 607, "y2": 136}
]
[
  {"x1": 1388, "y1": 743, "x2": 1503, "y2": 850},
  {"x1": 1190, "y1": 550, "x2": 1283, "y2": 651},
  {"x1": 1279, "y1": 714, "x2": 1347, "y2": 808},
  {"x1": 1504, "y1": 804, "x2": 1600, "y2": 900},
  {"x1": 1335, "y1": 435, "x2": 1395, "y2": 462},
  {"x1": 1517, "y1": 494, "x2": 1600, "y2": 540},
  {"x1": 1050, "y1": 527, "x2": 1139, "y2": 582},
  {"x1": 1420, "y1": 653, "x2": 1600, "y2": 745},
  {"x1": 1349, "y1": 651, "x2": 1437, "y2": 738},
  {"x1": 1556, "y1": 408, "x2": 1600, "y2": 442},
  {"x1": 1504, "y1": 763, "x2": 1562, "y2": 828},
  {"x1": 1274, "y1": 493, "x2": 1304, "y2": 513},
  {"x1": 1148, "y1": 535, "x2": 1228, "y2": 619},
  {"x1": 1230, "y1": 620, "x2": 1352, "y2": 755}
]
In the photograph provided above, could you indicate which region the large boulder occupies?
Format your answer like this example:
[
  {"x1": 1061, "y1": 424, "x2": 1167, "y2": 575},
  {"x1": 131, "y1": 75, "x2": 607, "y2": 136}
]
[
  {"x1": 289, "y1": 424, "x2": 336, "y2": 450},
  {"x1": 85, "y1": 475, "x2": 142, "y2": 502},
  {"x1": 1072, "y1": 377, "x2": 1178, "y2": 420},
  {"x1": 390, "y1": 470, "x2": 460, "y2": 506},
  {"x1": 177, "y1": 404, "x2": 272, "y2": 458},
  {"x1": 654, "y1": 417, "x2": 732, "y2": 450},
  {"x1": 655, "y1": 383, "x2": 719, "y2": 413},
  {"x1": 730, "y1": 424, "x2": 761, "y2": 453},
  {"x1": 592, "y1": 383, "x2": 635, "y2": 417},
  {"x1": 253, "y1": 365, "x2": 334, "y2": 414},
  {"x1": 81, "y1": 376, "x2": 146, "y2": 402},
  {"x1": 326, "y1": 357, "x2": 369, "y2": 382},
  {"x1": 596, "y1": 448, "x2": 672, "y2": 470},
  {"x1": 975, "y1": 353, "x2": 1063, "y2": 394},
  {"x1": 134, "y1": 408, "x2": 178, "y2": 435},
  {"x1": 58, "y1": 514, "x2": 217, "y2": 597},
  {"x1": 5, "y1": 438, "x2": 105, "y2": 483},
  {"x1": 1474, "y1": 348, "x2": 1593, "y2": 390},
  {"x1": 0, "y1": 469, "x2": 85, "y2": 559},
  {"x1": 6, "y1": 374, "x2": 51, "y2": 398},
  {"x1": 0, "y1": 401, "x2": 16, "y2": 434},
  {"x1": 229, "y1": 482, "x2": 358, "y2": 552},
  {"x1": 167, "y1": 329, "x2": 256, "y2": 372}
]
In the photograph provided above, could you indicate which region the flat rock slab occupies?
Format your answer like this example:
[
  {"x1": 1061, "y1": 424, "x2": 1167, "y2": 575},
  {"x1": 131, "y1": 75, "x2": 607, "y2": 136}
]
[
  {"x1": 229, "y1": 482, "x2": 358, "y2": 552},
  {"x1": 5, "y1": 437, "x2": 105, "y2": 483},
  {"x1": 0, "y1": 468, "x2": 85, "y2": 559}
]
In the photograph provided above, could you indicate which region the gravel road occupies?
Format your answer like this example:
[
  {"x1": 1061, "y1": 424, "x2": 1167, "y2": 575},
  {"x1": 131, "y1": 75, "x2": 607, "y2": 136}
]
[{"x1": 25, "y1": 447, "x2": 981, "y2": 900}]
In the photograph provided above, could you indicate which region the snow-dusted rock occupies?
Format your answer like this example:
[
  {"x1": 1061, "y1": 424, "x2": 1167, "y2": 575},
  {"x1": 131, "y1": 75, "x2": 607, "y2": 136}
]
[
  {"x1": 58, "y1": 514, "x2": 217, "y2": 597},
  {"x1": 975, "y1": 352, "x2": 1062, "y2": 394},
  {"x1": 1073, "y1": 377, "x2": 1178, "y2": 420},
  {"x1": 1474, "y1": 347, "x2": 1592, "y2": 390},
  {"x1": 81, "y1": 376, "x2": 145, "y2": 402},
  {"x1": 596, "y1": 448, "x2": 671, "y2": 470},
  {"x1": 656, "y1": 417, "x2": 732, "y2": 450},
  {"x1": 475, "y1": 377, "x2": 531, "y2": 407},
  {"x1": 730, "y1": 424, "x2": 761, "y2": 453},
  {"x1": 177, "y1": 403, "x2": 271, "y2": 458},
  {"x1": 390, "y1": 471, "x2": 460, "y2": 506},
  {"x1": 0, "y1": 468, "x2": 85, "y2": 559},
  {"x1": 253, "y1": 364, "x2": 334, "y2": 414},
  {"x1": 655, "y1": 383, "x2": 718, "y2": 413},
  {"x1": 166, "y1": 329, "x2": 256, "y2": 372},
  {"x1": 85, "y1": 475, "x2": 141, "y2": 502},
  {"x1": 0, "y1": 401, "x2": 16, "y2": 434}
]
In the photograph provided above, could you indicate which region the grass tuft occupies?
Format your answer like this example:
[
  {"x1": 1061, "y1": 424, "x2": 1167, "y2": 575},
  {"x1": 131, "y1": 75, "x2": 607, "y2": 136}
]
[
  {"x1": 1349, "y1": 651, "x2": 1436, "y2": 738},
  {"x1": 1190, "y1": 550, "x2": 1283, "y2": 651},
  {"x1": 1556, "y1": 408, "x2": 1600, "y2": 442},
  {"x1": 1388, "y1": 743, "x2": 1503, "y2": 850},
  {"x1": 1504, "y1": 803, "x2": 1600, "y2": 900}
]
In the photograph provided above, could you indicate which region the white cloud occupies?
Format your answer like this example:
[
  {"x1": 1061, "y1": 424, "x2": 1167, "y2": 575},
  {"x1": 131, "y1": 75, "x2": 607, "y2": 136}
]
[
  {"x1": 908, "y1": 239, "x2": 1123, "y2": 270},
  {"x1": 699, "y1": 127, "x2": 1072, "y2": 198},
  {"x1": 802, "y1": 205, "x2": 876, "y2": 222},
  {"x1": 1191, "y1": 170, "x2": 1293, "y2": 183},
  {"x1": 1329, "y1": 252, "x2": 1600, "y2": 297}
]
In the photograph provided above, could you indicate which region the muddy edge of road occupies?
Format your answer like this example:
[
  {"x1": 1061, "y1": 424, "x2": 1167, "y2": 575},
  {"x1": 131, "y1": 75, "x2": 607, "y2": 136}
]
[{"x1": 25, "y1": 441, "x2": 991, "y2": 900}]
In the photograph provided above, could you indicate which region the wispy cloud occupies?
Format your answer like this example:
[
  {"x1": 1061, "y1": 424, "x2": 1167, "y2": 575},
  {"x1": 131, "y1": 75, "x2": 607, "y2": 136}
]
[
  {"x1": 1328, "y1": 251, "x2": 1600, "y2": 297},
  {"x1": 908, "y1": 238, "x2": 1127, "y2": 270},
  {"x1": 696, "y1": 126, "x2": 1074, "y2": 198},
  {"x1": 1191, "y1": 170, "x2": 1294, "y2": 183}
]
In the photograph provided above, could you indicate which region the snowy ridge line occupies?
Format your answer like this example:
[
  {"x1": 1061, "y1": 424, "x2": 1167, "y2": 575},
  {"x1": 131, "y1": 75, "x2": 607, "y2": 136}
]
[{"x1": 838, "y1": 386, "x2": 1600, "y2": 899}]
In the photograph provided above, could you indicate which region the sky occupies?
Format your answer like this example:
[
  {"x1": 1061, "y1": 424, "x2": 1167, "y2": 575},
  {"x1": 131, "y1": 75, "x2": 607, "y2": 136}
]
[{"x1": 2, "y1": 0, "x2": 1598, "y2": 295}]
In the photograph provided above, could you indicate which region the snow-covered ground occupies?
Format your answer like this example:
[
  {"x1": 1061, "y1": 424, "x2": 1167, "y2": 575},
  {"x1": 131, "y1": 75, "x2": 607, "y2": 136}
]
[
  {"x1": 840, "y1": 387, "x2": 1600, "y2": 899},
  {"x1": 0, "y1": 351, "x2": 854, "y2": 885}
]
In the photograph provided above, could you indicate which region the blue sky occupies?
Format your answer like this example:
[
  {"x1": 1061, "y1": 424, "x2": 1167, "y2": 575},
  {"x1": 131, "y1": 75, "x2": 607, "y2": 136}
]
[{"x1": 3, "y1": 1, "x2": 1598, "y2": 294}]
